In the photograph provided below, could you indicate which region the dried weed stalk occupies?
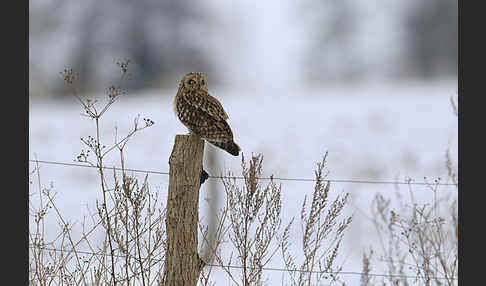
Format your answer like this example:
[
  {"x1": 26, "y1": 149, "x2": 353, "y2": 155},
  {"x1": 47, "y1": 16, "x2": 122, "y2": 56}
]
[
  {"x1": 362, "y1": 99, "x2": 458, "y2": 286},
  {"x1": 366, "y1": 180, "x2": 457, "y2": 286},
  {"x1": 280, "y1": 152, "x2": 352, "y2": 286},
  {"x1": 198, "y1": 205, "x2": 230, "y2": 286},
  {"x1": 213, "y1": 153, "x2": 282, "y2": 286},
  {"x1": 360, "y1": 249, "x2": 374, "y2": 286},
  {"x1": 30, "y1": 61, "x2": 165, "y2": 286},
  {"x1": 29, "y1": 161, "x2": 111, "y2": 285}
]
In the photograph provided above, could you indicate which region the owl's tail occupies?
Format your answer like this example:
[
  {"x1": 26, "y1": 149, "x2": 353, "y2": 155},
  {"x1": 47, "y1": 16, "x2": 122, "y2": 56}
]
[{"x1": 209, "y1": 140, "x2": 240, "y2": 156}]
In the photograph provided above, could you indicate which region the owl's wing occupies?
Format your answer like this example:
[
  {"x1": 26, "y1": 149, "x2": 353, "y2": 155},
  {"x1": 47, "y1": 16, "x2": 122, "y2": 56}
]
[
  {"x1": 185, "y1": 91, "x2": 229, "y2": 121},
  {"x1": 206, "y1": 93, "x2": 229, "y2": 120},
  {"x1": 178, "y1": 91, "x2": 234, "y2": 141}
]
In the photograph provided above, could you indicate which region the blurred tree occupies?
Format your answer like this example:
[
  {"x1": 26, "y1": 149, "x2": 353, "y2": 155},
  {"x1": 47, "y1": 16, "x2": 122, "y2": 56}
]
[
  {"x1": 299, "y1": 0, "x2": 457, "y2": 85},
  {"x1": 29, "y1": 0, "x2": 71, "y2": 98},
  {"x1": 30, "y1": 0, "x2": 213, "y2": 97},
  {"x1": 299, "y1": 1, "x2": 363, "y2": 83},
  {"x1": 403, "y1": 0, "x2": 457, "y2": 78}
]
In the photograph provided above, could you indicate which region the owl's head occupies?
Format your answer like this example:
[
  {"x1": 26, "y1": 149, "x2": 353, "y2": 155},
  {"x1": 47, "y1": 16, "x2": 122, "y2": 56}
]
[{"x1": 179, "y1": 72, "x2": 208, "y2": 92}]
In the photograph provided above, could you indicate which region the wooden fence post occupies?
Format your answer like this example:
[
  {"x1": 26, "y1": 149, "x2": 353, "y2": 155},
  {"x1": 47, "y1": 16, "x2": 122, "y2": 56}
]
[{"x1": 163, "y1": 135, "x2": 205, "y2": 286}]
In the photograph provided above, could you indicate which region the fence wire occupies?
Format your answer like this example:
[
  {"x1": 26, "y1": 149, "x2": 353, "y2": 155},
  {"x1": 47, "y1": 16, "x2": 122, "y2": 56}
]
[
  {"x1": 29, "y1": 159, "x2": 458, "y2": 187},
  {"x1": 28, "y1": 245, "x2": 457, "y2": 281}
]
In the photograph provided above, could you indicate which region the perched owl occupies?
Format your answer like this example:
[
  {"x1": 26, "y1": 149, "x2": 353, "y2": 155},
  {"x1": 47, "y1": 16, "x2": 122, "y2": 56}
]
[{"x1": 174, "y1": 72, "x2": 240, "y2": 156}]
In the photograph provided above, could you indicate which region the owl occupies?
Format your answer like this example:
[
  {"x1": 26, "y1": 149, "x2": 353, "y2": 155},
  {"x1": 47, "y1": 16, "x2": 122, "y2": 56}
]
[{"x1": 174, "y1": 72, "x2": 240, "y2": 156}]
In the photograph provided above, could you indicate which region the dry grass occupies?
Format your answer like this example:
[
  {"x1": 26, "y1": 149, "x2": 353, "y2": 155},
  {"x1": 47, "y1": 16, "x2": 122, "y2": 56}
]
[
  {"x1": 360, "y1": 98, "x2": 458, "y2": 286},
  {"x1": 362, "y1": 182, "x2": 457, "y2": 286},
  {"x1": 197, "y1": 153, "x2": 353, "y2": 286},
  {"x1": 204, "y1": 153, "x2": 283, "y2": 286},
  {"x1": 30, "y1": 61, "x2": 165, "y2": 286},
  {"x1": 280, "y1": 152, "x2": 352, "y2": 286},
  {"x1": 360, "y1": 249, "x2": 374, "y2": 286}
]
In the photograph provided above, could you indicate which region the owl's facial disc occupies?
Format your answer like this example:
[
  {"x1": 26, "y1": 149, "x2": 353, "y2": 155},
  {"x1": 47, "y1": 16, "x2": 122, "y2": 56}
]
[{"x1": 180, "y1": 72, "x2": 208, "y2": 90}]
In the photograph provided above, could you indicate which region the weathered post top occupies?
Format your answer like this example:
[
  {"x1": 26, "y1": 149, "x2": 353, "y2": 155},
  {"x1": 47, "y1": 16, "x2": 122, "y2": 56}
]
[{"x1": 163, "y1": 134, "x2": 205, "y2": 286}]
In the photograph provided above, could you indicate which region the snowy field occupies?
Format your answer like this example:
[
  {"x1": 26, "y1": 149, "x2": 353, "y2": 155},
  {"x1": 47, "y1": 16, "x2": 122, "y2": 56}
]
[{"x1": 29, "y1": 79, "x2": 458, "y2": 285}]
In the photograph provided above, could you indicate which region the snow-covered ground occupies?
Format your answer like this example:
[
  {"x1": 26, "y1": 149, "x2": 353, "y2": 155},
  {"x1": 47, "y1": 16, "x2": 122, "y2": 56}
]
[{"x1": 29, "y1": 79, "x2": 458, "y2": 285}]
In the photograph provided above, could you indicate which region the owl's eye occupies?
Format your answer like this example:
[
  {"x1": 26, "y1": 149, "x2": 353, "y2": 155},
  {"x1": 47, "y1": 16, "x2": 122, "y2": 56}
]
[
  {"x1": 188, "y1": 80, "x2": 196, "y2": 85},
  {"x1": 201, "y1": 80, "x2": 205, "y2": 85}
]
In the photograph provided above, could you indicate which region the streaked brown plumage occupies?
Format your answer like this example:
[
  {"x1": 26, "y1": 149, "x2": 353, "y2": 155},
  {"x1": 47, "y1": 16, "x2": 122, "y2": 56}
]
[{"x1": 174, "y1": 72, "x2": 240, "y2": 156}]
